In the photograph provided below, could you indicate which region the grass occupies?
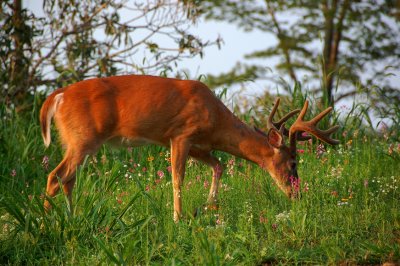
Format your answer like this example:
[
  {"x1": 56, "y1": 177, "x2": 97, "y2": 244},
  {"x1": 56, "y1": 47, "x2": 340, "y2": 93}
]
[{"x1": 0, "y1": 98, "x2": 399, "y2": 265}]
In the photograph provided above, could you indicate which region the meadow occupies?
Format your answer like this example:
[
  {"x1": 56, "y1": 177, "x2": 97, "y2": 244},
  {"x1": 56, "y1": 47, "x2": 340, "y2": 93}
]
[{"x1": 0, "y1": 95, "x2": 399, "y2": 265}]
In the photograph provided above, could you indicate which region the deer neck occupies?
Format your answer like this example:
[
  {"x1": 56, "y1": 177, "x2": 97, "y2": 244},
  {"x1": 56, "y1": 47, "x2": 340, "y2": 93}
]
[{"x1": 215, "y1": 118, "x2": 273, "y2": 169}]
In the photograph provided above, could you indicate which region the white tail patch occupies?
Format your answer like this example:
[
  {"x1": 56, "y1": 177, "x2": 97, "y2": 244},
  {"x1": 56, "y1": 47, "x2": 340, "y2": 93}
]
[{"x1": 43, "y1": 93, "x2": 64, "y2": 147}]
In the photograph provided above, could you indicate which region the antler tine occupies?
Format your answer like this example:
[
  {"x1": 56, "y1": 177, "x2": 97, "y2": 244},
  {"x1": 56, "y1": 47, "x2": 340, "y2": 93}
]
[
  {"x1": 310, "y1": 106, "x2": 333, "y2": 124},
  {"x1": 267, "y1": 98, "x2": 281, "y2": 129},
  {"x1": 297, "y1": 100, "x2": 309, "y2": 122},
  {"x1": 289, "y1": 100, "x2": 339, "y2": 148},
  {"x1": 320, "y1": 125, "x2": 340, "y2": 145},
  {"x1": 267, "y1": 98, "x2": 303, "y2": 139},
  {"x1": 274, "y1": 109, "x2": 300, "y2": 128}
]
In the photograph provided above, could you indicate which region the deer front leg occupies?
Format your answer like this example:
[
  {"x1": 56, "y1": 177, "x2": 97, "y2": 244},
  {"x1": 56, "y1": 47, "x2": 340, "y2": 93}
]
[
  {"x1": 189, "y1": 149, "x2": 223, "y2": 209},
  {"x1": 170, "y1": 138, "x2": 191, "y2": 222}
]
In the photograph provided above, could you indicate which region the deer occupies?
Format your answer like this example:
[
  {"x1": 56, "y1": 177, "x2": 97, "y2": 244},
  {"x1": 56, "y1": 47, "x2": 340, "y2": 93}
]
[{"x1": 40, "y1": 74, "x2": 339, "y2": 221}]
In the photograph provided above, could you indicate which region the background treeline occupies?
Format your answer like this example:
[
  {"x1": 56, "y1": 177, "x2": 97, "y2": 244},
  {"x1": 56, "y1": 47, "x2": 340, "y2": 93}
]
[{"x1": 1, "y1": 0, "x2": 399, "y2": 130}]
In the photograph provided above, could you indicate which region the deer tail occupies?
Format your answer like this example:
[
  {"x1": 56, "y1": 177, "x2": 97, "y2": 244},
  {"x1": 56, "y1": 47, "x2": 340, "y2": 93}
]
[{"x1": 40, "y1": 90, "x2": 64, "y2": 147}]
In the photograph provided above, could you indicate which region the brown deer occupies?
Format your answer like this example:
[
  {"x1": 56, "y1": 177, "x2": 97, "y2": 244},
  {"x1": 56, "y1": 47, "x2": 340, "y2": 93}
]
[{"x1": 40, "y1": 75, "x2": 339, "y2": 221}]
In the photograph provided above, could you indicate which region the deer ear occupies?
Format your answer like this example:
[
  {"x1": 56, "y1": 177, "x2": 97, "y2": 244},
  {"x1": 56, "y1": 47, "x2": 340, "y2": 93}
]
[{"x1": 268, "y1": 128, "x2": 283, "y2": 148}]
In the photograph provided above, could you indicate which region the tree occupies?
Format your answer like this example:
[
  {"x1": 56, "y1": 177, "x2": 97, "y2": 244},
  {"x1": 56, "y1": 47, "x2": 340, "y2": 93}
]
[
  {"x1": 200, "y1": 0, "x2": 400, "y2": 108},
  {"x1": 0, "y1": 0, "x2": 218, "y2": 110}
]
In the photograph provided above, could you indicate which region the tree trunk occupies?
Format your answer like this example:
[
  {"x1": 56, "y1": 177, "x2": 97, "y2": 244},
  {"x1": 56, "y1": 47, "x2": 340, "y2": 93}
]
[
  {"x1": 322, "y1": 0, "x2": 337, "y2": 107},
  {"x1": 322, "y1": 0, "x2": 350, "y2": 107},
  {"x1": 9, "y1": 0, "x2": 30, "y2": 106}
]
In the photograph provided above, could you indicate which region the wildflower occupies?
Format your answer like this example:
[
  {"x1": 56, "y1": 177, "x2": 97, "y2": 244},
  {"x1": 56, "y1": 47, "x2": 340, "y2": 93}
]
[
  {"x1": 166, "y1": 166, "x2": 172, "y2": 173},
  {"x1": 337, "y1": 201, "x2": 348, "y2": 206},
  {"x1": 388, "y1": 144, "x2": 394, "y2": 155},
  {"x1": 196, "y1": 175, "x2": 201, "y2": 182},
  {"x1": 185, "y1": 180, "x2": 193, "y2": 190},
  {"x1": 297, "y1": 149, "x2": 305, "y2": 154},
  {"x1": 145, "y1": 185, "x2": 150, "y2": 191},
  {"x1": 157, "y1": 170, "x2": 164, "y2": 178},
  {"x1": 11, "y1": 169, "x2": 16, "y2": 177},
  {"x1": 259, "y1": 211, "x2": 268, "y2": 224},
  {"x1": 272, "y1": 223, "x2": 278, "y2": 230},
  {"x1": 316, "y1": 144, "x2": 326, "y2": 158},
  {"x1": 289, "y1": 175, "x2": 300, "y2": 192},
  {"x1": 142, "y1": 167, "x2": 147, "y2": 172},
  {"x1": 331, "y1": 191, "x2": 338, "y2": 197},
  {"x1": 204, "y1": 180, "x2": 209, "y2": 189},
  {"x1": 101, "y1": 154, "x2": 107, "y2": 164},
  {"x1": 147, "y1": 156, "x2": 154, "y2": 162},
  {"x1": 302, "y1": 132, "x2": 310, "y2": 138},
  {"x1": 275, "y1": 211, "x2": 290, "y2": 223},
  {"x1": 42, "y1": 156, "x2": 49, "y2": 170},
  {"x1": 303, "y1": 182, "x2": 309, "y2": 192},
  {"x1": 346, "y1": 139, "x2": 352, "y2": 147}
]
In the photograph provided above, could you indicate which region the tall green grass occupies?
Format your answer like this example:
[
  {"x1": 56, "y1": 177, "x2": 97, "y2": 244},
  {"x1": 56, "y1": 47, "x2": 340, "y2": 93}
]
[{"x1": 0, "y1": 95, "x2": 399, "y2": 265}]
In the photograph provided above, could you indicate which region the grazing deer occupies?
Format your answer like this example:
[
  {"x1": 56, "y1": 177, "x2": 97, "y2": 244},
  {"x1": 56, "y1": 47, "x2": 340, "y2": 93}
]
[{"x1": 40, "y1": 75, "x2": 339, "y2": 221}]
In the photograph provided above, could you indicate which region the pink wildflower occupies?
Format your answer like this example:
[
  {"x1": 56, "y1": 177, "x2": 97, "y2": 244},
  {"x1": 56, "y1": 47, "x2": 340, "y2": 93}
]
[
  {"x1": 42, "y1": 156, "x2": 49, "y2": 170},
  {"x1": 289, "y1": 175, "x2": 300, "y2": 192},
  {"x1": 203, "y1": 180, "x2": 209, "y2": 189},
  {"x1": 316, "y1": 144, "x2": 326, "y2": 158},
  {"x1": 11, "y1": 169, "x2": 16, "y2": 177},
  {"x1": 157, "y1": 170, "x2": 164, "y2": 178}
]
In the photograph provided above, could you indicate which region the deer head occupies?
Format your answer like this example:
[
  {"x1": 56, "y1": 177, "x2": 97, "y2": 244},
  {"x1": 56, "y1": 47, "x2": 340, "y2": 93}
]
[{"x1": 261, "y1": 98, "x2": 339, "y2": 198}]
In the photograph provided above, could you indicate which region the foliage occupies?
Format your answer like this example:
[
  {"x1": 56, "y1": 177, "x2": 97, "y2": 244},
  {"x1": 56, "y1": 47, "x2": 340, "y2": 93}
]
[
  {"x1": 0, "y1": 93, "x2": 399, "y2": 265},
  {"x1": 0, "y1": 0, "x2": 220, "y2": 109},
  {"x1": 200, "y1": 0, "x2": 400, "y2": 108}
]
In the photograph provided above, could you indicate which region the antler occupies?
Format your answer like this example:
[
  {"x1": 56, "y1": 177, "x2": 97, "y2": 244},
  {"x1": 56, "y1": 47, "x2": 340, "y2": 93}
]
[
  {"x1": 267, "y1": 98, "x2": 311, "y2": 140},
  {"x1": 267, "y1": 98, "x2": 301, "y2": 133},
  {"x1": 289, "y1": 100, "x2": 340, "y2": 148}
]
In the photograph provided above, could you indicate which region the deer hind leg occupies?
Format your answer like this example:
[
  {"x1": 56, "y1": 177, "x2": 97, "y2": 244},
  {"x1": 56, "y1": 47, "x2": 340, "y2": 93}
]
[
  {"x1": 170, "y1": 138, "x2": 191, "y2": 222},
  {"x1": 44, "y1": 148, "x2": 87, "y2": 211},
  {"x1": 189, "y1": 148, "x2": 223, "y2": 209}
]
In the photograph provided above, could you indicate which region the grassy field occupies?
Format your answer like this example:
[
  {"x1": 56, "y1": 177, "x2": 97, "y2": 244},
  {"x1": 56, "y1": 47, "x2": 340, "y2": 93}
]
[{"x1": 0, "y1": 97, "x2": 399, "y2": 265}]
